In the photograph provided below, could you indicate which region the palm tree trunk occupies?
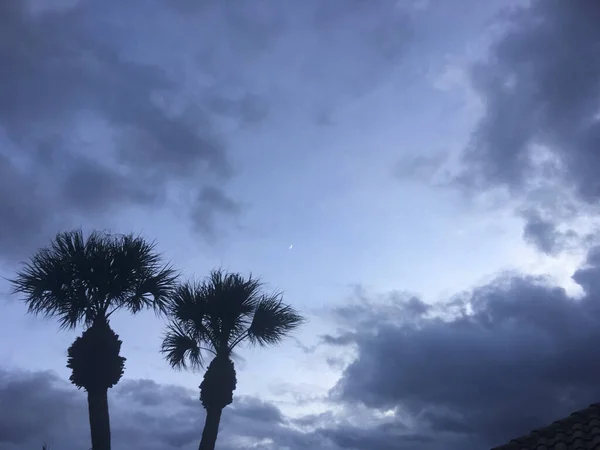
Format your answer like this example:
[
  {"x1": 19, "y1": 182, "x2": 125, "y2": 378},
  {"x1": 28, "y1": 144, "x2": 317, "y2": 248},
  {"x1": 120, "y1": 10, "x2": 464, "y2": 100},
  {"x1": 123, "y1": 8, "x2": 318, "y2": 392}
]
[
  {"x1": 87, "y1": 388, "x2": 111, "y2": 450},
  {"x1": 199, "y1": 407, "x2": 223, "y2": 450}
]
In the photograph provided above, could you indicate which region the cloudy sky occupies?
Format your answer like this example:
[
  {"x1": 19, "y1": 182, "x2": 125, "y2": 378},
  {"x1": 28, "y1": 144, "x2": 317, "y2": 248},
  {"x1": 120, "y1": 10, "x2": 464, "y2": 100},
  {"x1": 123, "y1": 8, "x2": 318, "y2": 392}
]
[{"x1": 1, "y1": 0, "x2": 600, "y2": 449}]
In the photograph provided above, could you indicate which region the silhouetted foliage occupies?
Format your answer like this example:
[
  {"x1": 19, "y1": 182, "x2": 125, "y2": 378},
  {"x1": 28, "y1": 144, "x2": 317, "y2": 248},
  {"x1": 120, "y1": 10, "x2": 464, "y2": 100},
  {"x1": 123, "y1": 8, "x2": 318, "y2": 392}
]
[
  {"x1": 11, "y1": 230, "x2": 178, "y2": 328},
  {"x1": 161, "y1": 269, "x2": 305, "y2": 450},
  {"x1": 11, "y1": 230, "x2": 178, "y2": 450}
]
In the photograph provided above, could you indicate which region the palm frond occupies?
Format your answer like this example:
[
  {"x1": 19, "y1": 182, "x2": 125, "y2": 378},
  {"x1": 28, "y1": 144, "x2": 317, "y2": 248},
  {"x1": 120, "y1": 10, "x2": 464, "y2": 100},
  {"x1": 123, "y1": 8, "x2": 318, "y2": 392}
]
[
  {"x1": 162, "y1": 271, "x2": 305, "y2": 371},
  {"x1": 10, "y1": 230, "x2": 90, "y2": 329},
  {"x1": 102, "y1": 233, "x2": 178, "y2": 316},
  {"x1": 246, "y1": 294, "x2": 305, "y2": 347},
  {"x1": 119, "y1": 263, "x2": 179, "y2": 316},
  {"x1": 206, "y1": 270, "x2": 264, "y2": 345},
  {"x1": 161, "y1": 322, "x2": 205, "y2": 370},
  {"x1": 9, "y1": 229, "x2": 178, "y2": 330},
  {"x1": 165, "y1": 281, "x2": 221, "y2": 350},
  {"x1": 166, "y1": 281, "x2": 205, "y2": 321}
]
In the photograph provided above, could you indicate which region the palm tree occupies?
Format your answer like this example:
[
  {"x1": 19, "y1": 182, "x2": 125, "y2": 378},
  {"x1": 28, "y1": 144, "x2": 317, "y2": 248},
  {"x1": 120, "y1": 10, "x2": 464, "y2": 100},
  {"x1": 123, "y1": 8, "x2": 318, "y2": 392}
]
[
  {"x1": 11, "y1": 230, "x2": 178, "y2": 450},
  {"x1": 161, "y1": 270, "x2": 305, "y2": 450}
]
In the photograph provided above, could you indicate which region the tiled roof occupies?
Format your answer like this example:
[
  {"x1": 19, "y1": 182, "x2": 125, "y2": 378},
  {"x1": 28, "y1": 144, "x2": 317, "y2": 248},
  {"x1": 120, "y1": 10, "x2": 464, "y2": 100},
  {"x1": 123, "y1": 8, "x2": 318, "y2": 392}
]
[{"x1": 491, "y1": 403, "x2": 600, "y2": 450}]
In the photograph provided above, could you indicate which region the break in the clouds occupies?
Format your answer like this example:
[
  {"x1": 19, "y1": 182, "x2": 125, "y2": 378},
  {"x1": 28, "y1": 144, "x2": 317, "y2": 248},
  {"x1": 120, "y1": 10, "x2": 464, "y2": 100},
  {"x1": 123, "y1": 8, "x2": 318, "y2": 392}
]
[
  {"x1": 458, "y1": 0, "x2": 600, "y2": 253},
  {"x1": 0, "y1": 0, "x2": 410, "y2": 261}
]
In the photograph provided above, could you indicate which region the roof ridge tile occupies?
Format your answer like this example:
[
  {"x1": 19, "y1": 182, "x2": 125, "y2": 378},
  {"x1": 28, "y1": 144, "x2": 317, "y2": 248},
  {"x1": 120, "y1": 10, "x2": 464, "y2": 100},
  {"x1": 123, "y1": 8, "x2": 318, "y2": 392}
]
[{"x1": 490, "y1": 403, "x2": 600, "y2": 450}]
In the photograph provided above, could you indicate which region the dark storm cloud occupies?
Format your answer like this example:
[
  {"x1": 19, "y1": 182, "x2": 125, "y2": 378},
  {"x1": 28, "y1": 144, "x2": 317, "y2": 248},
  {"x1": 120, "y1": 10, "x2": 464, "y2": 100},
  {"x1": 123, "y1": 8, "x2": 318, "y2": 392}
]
[
  {"x1": 458, "y1": 0, "x2": 600, "y2": 252},
  {"x1": 0, "y1": 0, "x2": 412, "y2": 259},
  {"x1": 0, "y1": 0, "x2": 252, "y2": 258},
  {"x1": 328, "y1": 245, "x2": 600, "y2": 449}
]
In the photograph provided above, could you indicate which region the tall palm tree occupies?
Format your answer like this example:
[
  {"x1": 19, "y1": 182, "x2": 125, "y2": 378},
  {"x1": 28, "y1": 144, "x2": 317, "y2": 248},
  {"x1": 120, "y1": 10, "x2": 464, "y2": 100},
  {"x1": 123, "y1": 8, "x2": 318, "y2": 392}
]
[
  {"x1": 10, "y1": 230, "x2": 178, "y2": 450},
  {"x1": 161, "y1": 270, "x2": 305, "y2": 450}
]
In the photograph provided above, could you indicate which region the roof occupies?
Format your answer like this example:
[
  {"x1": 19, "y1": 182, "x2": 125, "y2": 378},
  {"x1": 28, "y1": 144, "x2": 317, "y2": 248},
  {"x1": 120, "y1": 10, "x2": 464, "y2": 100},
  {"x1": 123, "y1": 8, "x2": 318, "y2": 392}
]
[{"x1": 491, "y1": 403, "x2": 600, "y2": 450}]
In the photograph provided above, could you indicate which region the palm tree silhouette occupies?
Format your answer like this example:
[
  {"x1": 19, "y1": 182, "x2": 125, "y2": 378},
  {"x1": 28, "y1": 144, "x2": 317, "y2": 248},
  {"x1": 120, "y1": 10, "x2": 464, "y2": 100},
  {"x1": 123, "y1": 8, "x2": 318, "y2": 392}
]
[
  {"x1": 161, "y1": 270, "x2": 304, "y2": 450},
  {"x1": 11, "y1": 230, "x2": 178, "y2": 450}
]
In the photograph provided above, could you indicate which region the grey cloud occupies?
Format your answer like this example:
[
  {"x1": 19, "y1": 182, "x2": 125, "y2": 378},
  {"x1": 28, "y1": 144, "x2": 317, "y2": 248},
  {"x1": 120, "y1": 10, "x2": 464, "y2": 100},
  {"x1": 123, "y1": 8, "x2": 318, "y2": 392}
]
[
  {"x1": 190, "y1": 186, "x2": 242, "y2": 238},
  {"x1": 319, "y1": 424, "x2": 409, "y2": 450},
  {"x1": 320, "y1": 287, "x2": 432, "y2": 352},
  {"x1": 0, "y1": 369, "x2": 89, "y2": 449},
  {"x1": 170, "y1": 0, "x2": 287, "y2": 55},
  {"x1": 206, "y1": 92, "x2": 270, "y2": 125},
  {"x1": 312, "y1": 0, "x2": 409, "y2": 59},
  {"x1": 334, "y1": 285, "x2": 431, "y2": 330},
  {"x1": 305, "y1": 1, "x2": 411, "y2": 105},
  {"x1": 317, "y1": 423, "x2": 464, "y2": 450},
  {"x1": 393, "y1": 155, "x2": 448, "y2": 184},
  {"x1": 0, "y1": 365, "x2": 490, "y2": 450},
  {"x1": 0, "y1": 1, "x2": 249, "y2": 259},
  {"x1": 59, "y1": 151, "x2": 160, "y2": 213},
  {"x1": 521, "y1": 211, "x2": 559, "y2": 254},
  {"x1": 521, "y1": 209, "x2": 577, "y2": 255},
  {"x1": 325, "y1": 356, "x2": 347, "y2": 370},
  {"x1": 0, "y1": 0, "x2": 413, "y2": 260},
  {"x1": 181, "y1": 0, "x2": 411, "y2": 118},
  {"x1": 457, "y1": 0, "x2": 600, "y2": 252},
  {"x1": 294, "y1": 406, "x2": 459, "y2": 450},
  {"x1": 321, "y1": 334, "x2": 357, "y2": 347},
  {"x1": 116, "y1": 379, "x2": 197, "y2": 408},
  {"x1": 329, "y1": 245, "x2": 600, "y2": 449},
  {"x1": 0, "y1": 368, "x2": 311, "y2": 450},
  {"x1": 1, "y1": 1, "x2": 230, "y2": 177},
  {"x1": 0, "y1": 153, "x2": 54, "y2": 259},
  {"x1": 229, "y1": 396, "x2": 285, "y2": 424}
]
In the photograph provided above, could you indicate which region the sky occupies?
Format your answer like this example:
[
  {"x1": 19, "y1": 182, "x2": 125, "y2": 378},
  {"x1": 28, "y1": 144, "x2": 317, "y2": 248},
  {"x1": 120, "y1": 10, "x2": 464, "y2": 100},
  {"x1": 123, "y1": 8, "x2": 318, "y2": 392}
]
[{"x1": 1, "y1": 0, "x2": 600, "y2": 449}]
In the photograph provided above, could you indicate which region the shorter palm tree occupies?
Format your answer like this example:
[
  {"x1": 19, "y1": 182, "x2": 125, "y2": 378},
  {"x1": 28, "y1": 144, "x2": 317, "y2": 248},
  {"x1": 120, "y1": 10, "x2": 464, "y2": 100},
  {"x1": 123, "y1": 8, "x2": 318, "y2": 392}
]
[
  {"x1": 161, "y1": 270, "x2": 305, "y2": 450},
  {"x1": 11, "y1": 230, "x2": 178, "y2": 450}
]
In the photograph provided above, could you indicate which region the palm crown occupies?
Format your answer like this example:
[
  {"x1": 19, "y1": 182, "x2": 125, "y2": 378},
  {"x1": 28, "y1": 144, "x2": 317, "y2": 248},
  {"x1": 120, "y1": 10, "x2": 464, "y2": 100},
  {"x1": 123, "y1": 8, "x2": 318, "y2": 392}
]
[
  {"x1": 161, "y1": 270, "x2": 305, "y2": 370},
  {"x1": 11, "y1": 229, "x2": 179, "y2": 450},
  {"x1": 10, "y1": 230, "x2": 178, "y2": 328}
]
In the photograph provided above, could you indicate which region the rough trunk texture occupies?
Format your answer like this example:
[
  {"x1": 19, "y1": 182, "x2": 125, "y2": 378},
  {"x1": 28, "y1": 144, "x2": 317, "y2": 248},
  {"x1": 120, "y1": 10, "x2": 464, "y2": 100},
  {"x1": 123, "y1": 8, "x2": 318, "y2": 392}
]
[
  {"x1": 87, "y1": 389, "x2": 111, "y2": 450},
  {"x1": 197, "y1": 356, "x2": 237, "y2": 450},
  {"x1": 67, "y1": 319, "x2": 125, "y2": 392},
  {"x1": 67, "y1": 319, "x2": 125, "y2": 450},
  {"x1": 198, "y1": 408, "x2": 223, "y2": 450}
]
